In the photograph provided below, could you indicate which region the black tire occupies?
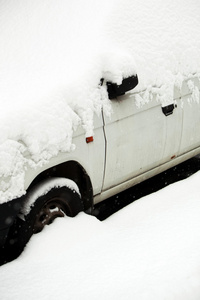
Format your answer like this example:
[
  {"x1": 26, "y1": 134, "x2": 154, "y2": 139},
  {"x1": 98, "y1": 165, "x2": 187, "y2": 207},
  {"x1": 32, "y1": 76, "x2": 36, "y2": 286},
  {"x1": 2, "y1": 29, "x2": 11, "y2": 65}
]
[{"x1": 5, "y1": 184, "x2": 83, "y2": 262}]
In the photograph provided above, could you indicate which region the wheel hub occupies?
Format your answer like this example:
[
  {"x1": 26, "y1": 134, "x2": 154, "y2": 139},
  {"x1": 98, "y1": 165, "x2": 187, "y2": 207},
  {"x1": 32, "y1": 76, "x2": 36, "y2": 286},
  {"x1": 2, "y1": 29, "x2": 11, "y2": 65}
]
[{"x1": 33, "y1": 198, "x2": 68, "y2": 234}]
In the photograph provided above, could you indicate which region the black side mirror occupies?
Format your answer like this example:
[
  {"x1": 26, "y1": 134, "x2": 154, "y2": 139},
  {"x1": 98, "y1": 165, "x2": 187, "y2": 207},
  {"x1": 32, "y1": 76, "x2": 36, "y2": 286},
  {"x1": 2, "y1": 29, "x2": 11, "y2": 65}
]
[{"x1": 106, "y1": 75, "x2": 138, "y2": 99}]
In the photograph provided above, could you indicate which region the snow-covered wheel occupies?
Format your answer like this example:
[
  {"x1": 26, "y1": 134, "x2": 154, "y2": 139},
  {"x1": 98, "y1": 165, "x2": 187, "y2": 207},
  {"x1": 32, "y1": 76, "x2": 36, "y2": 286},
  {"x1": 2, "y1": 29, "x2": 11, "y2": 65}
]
[
  {"x1": 33, "y1": 194, "x2": 73, "y2": 234},
  {"x1": 5, "y1": 178, "x2": 83, "y2": 261},
  {"x1": 27, "y1": 185, "x2": 82, "y2": 234}
]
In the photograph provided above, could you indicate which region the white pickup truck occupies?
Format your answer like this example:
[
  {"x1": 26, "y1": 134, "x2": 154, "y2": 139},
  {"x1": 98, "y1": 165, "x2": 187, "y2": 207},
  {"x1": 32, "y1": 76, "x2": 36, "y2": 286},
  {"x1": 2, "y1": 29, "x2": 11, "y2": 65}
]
[{"x1": 0, "y1": 74, "x2": 200, "y2": 264}]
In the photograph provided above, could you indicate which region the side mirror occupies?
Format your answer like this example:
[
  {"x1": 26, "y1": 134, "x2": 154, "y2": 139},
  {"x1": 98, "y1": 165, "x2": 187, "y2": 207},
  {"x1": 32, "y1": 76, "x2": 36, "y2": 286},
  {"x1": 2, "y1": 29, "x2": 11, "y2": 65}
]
[{"x1": 106, "y1": 75, "x2": 138, "y2": 99}]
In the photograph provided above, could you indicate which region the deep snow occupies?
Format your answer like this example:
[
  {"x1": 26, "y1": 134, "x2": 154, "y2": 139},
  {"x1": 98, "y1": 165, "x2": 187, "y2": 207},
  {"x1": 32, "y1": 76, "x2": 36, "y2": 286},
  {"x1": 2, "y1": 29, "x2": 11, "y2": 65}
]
[
  {"x1": 0, "y1": 0, "x2": 200, "y2": 202},
  {"x1": 1, "y1": 1, "x2": 200, "y2": 296},
  {"x1": 0, "y1": 171, "x2": 200, "y2": 299}
]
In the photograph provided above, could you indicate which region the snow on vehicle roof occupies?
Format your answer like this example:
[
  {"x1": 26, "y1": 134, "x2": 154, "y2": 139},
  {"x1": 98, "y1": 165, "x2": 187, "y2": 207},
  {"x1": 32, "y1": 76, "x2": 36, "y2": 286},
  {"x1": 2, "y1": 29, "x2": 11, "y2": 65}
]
[{"x1": 0, "y1": 0, "x2": 200, "y2": 203}]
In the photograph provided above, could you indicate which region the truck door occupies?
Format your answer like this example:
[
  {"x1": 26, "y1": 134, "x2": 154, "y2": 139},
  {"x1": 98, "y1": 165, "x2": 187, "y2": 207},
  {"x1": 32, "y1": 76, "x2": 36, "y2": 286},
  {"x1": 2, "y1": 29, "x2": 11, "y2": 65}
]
[
  {"x1": 102, "y1": 88, "x2": 182, "y2": 192},
  {"x1": 178, "y1": 77, "x2": 200, "y2": 155}
]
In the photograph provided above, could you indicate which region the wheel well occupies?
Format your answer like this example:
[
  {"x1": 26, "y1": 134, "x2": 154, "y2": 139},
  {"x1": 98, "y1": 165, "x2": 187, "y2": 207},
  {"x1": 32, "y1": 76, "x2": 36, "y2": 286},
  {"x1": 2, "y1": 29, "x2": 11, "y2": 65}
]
[{"x1": 27, "y1": 161, "x2": 93, "y2": 212}]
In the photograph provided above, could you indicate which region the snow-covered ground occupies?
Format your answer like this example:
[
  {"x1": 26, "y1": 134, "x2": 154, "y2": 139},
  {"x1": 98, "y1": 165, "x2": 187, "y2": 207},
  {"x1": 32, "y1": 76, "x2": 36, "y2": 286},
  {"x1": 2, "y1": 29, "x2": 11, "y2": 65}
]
[{"x1": 0, "y1": 171, "x2": 200, "y2": 300}]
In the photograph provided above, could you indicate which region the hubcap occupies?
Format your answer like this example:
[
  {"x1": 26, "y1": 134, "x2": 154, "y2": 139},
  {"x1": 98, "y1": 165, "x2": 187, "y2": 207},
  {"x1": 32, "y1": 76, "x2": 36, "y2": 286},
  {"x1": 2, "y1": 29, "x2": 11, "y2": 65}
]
[{"x1": 33, "y1": 198, "x2": 68, "y2": 234}]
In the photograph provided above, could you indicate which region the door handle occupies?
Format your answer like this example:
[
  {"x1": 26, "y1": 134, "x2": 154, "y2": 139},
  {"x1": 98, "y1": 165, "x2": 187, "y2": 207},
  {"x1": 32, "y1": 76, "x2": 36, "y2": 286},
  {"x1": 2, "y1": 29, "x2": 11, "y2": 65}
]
[{"x1": 162, "y1": 104, "x2": 175, "y2": 116}]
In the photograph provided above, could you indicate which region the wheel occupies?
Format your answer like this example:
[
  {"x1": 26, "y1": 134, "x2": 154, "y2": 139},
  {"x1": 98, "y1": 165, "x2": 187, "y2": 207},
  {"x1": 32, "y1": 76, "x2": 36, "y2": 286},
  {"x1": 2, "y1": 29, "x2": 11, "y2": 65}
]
[{"x1": 5, "y1": 178, "x2": 83, "y2": 262}]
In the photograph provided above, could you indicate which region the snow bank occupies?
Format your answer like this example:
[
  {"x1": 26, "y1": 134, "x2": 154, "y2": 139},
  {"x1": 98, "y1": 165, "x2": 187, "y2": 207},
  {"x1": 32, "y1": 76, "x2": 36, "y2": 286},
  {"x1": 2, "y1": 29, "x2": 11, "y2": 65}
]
[
  {"x1": 0, "y1": 171, "x2": 200, "y2": 299},
  {"x1": 0, "y1": 0, "x2": 200, "y2": 202}
]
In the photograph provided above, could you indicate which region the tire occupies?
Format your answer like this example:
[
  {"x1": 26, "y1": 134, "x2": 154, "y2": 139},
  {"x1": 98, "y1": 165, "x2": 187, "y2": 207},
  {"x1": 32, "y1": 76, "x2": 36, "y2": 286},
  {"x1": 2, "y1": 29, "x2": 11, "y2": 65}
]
[{"x1": 5, "y1": 179, "x2": 83, "y2": 262}]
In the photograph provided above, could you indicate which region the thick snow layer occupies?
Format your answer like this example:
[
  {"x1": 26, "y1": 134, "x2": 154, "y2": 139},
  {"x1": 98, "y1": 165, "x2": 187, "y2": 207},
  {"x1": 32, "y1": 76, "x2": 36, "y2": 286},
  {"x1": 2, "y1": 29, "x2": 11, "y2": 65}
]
[
  {"x1": 0, "y1": 0, "x2": 200, "y2": 202},
  {"x1": 0, "y1": 172, "x2": 200, "y2": 299}
]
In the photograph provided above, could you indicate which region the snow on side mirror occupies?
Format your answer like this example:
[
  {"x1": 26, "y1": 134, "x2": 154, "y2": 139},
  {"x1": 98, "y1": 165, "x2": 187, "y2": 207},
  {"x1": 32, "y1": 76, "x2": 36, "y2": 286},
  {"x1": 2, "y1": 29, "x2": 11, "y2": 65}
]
[{"x1": 106, "y1": 75, "x2": 138, "y2": 99}]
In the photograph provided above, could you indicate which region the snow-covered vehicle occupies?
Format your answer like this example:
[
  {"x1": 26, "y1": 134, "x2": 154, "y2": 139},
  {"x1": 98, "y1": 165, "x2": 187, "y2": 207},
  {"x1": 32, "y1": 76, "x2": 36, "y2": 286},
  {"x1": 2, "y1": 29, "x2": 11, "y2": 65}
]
[
  {"x1": 1, "y1": 73, "x2": 200, "y2": 263},
  {"x1": 1, "y1": 0, "x2": 200, "y2": 263}
]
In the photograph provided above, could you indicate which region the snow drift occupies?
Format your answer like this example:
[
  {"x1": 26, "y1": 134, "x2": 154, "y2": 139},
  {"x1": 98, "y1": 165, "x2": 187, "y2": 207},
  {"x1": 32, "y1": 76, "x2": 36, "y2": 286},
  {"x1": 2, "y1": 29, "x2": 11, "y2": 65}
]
[{"x1": 0, "y1": 170, "x2": 200, "y2": 299}]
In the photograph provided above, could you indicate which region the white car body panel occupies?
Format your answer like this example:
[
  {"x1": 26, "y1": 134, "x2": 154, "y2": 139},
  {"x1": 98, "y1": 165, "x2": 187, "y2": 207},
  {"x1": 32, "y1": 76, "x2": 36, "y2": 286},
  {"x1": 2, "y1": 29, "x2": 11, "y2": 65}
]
[
  {"x1": 24, "y1": 114, "x2": 106, "y2": 197},
  {"x1": 21, "y1": 76, "x2": 200, "y2": 206},
  {"x1": 102, "y1": 92, "x2": 179, "y2": 191}
]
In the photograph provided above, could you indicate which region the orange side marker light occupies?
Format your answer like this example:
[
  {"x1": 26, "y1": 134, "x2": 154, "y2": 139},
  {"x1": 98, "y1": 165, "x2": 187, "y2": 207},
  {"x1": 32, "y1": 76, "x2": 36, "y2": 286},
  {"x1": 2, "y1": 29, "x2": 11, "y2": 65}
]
[{"x1": 86, "y1": 136, "x2": 94, "y2": 143}]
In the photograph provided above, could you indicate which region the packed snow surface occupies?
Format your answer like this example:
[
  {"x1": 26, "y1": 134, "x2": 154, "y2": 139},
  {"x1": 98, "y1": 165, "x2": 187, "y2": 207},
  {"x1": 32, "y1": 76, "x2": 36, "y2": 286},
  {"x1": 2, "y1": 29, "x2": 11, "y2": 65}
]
[
  {"x1": 0, "y1": 171, "x2": 200, "y2": 299},
  {"x1": 1, "y1": 0, "x2": 200, "y2": 202}
]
